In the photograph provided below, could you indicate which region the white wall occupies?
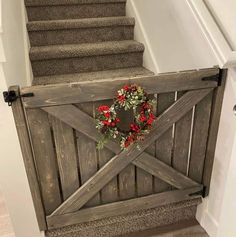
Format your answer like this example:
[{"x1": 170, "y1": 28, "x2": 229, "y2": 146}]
[
  {"x1": 127, "y1": 1, "x2": 236, "y2": 236},
  {"x1": 0, "y1": 0, "x2": 44, "y2": 236},
  {"x1": 197, "y1": 68, "x2": 236, "y2": 237},
  {"x1": 127, "y1": 0, "x2": 217, "y2": 73},
  {"x1": 205, "y1": 0, "x2": 236, "y2": 50}
]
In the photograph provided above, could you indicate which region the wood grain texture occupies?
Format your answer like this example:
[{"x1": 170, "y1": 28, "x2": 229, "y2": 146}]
[
  {"x1": 10, "y1": 86, "x2": 46, "y2": 230},
  {"x1": 51, "y1": 117, "x2": 80, "y2": 200},
  {"x1": 43, "y1": 105, "x2": 120, "y2": 153},
  {"x1": 95, "y1": 100, "x2": 119, "y2": 204},
  {"x1": 115, "y1": 103, "x2": 136, "y2": 200},
  {"x1": 189, "y1": 92, "x2": 213, "y2": 183},
  {"x1": 203, "y1": 69, "x2": 227, "y2": 195},
  {"x1": 133, "y1": 152, "x2": 199, "y2": 189},
  {"x1": 98, "y1": 148, "x2": 119, "y2": 203},
  {"x1": 27, "y1": 108, "x2": 62, "y2": 215},
  {"x1": 44, "y1": 104, "x2": 199, "y2": 190},
  {"x1": 136, "y1": 95, "x2": 155, "y2": 197},
  {"x1": 136, "y1": 145, "x2": 154, "y2": 197},
  {"x1": 49, "y1": 88, "x2": 211, "y2": 215},
  {"x1": 76, "y1": 103, "x2": 100, "y2": 207},
  {"x1": 47, "y1": 186, "x2": 203, "y2": 229},
  {"x1": 155, "y1": 92, "x2": 175, "y2": 193},
  {"x1": 22, "y1": 68, "x2": 219, "y2": 108},
  {"x1": 172, "y1": 92, "x2": 193, "y2": 175}
]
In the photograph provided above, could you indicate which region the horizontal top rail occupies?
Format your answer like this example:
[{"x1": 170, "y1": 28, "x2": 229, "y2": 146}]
[{"x1": 21, "y1": 68, "x2": 219, "y2": 108}]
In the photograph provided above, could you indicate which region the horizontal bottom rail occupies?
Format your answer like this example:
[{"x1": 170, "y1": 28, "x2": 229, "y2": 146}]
[{"x1": 47, "y1": 186, "x2": 202, "y2": 230}]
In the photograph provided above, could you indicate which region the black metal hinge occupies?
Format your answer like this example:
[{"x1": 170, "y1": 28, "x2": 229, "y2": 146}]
[
  {"x1": 202, "y1": 74, "x2": 221, "y2": 86},
  {"x1": 202, "y1": 69, "x2": 225, "y2": 87},
  {"x1": 3, "y1": 90, "x2": 34, "y2": 106},
  {"x1": 189, "y1": 186, "x2": 207, "y2": 198}
]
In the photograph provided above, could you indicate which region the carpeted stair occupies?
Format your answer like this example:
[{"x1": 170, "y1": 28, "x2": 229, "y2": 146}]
[
  {"x1": 24, "y1": 0, "x2": 200, "y2": 235},
  {"x1": 25, "y1": 0, "x2": 154, "y2": 85}
]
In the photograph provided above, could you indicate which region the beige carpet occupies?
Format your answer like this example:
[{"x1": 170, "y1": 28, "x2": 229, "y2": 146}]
[{"x1": 151, "y1": 226, "x2": 209, "y2": 237}]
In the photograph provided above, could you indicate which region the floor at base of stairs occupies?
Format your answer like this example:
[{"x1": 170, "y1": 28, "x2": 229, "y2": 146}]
[
  {"x1": 0, "y1": 190, "x2": 15, "y2": 237},
  {"x1": 122, "y1": 220, "x2": 209, "y2": 237}
]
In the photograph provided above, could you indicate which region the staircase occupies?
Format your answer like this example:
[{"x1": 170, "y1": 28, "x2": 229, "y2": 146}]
[
  {"x1": 24, "y1": 1, "x2": 202, "y2": 236},
  {"x1": 25, "y1": 0, "x2": 153, "y2": 86}
]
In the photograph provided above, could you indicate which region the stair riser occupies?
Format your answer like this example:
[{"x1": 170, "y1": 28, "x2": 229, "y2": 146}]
[
  {"x1": 29, "y1": 27, "x2": 134, "y2": 46},
  {"x1": 46, "y1": 199, "x2": 200, "y2": 237},
  {"x1": 32, "y1": 53, "x2": 143, "y2": 77},
  {"x1": 26, "y1": 3, "x2": 126, "y2": 21}
]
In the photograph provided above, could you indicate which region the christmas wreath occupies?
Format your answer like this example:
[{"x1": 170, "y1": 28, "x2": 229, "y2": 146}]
[{"x1": 96, "y1": 84, "x2": 156, "y2": 149}]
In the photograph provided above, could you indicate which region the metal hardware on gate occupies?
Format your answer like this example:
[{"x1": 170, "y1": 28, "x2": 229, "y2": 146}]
[
  {"x1": 233, "y1": 105, "x2": 236, "y2": 115},
  {"x1": 3, "y1": 90, "x2": 34, "y2": 106},
  {"x1": 189, "y1": 186, "x2": 206, "y2": 198},
  {"x1": 202, "y1": 74, "x2": 221, "y2": 86}
]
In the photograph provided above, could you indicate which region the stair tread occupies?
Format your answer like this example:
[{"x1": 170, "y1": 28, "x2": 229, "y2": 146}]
[
  {"x1": 25, "y1": 0, "x2": 126, "y2": 7},
  {"x1": 27, "y1": 16, "x2": 135, "y2": 31},
  {"x1": 30, "y1": 40, "x2": 144, "y2": 60},
  {"x1": 33, "y1": 67, "x2": 153, "y2": 85}
]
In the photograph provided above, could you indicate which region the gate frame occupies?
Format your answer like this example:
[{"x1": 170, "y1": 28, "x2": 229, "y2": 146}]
[{"x1": 9, "y1": 68, "x2": 227, "y2": 231}]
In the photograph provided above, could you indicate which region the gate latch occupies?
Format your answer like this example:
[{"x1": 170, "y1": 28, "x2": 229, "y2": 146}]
[{"x1": 3, "y1": 90, "x2": 34, "y2": 106}]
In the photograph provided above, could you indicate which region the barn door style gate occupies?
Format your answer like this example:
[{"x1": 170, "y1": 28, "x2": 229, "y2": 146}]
[{"x1": 9, "y1": 68, "x2": 226, "y2": 231}]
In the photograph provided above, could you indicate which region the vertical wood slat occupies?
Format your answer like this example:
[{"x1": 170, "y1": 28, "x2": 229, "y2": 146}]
[
  {"x1": 137, "y1": 145, "x2": 155, "y2": 196},
  {"x1": 136, "y1": 95, "x2": 155, "y2": 197},
  {"x1": 76, "y1": 103, "x2": 100, "y2": 207},
  {"x1": 203, "y1": 69, "x2": 227, "y2": 196},
  {"x1": 172, "y1": 92, "x2": 193, "y2": 175},
  {"x1": 96, "y1": 100, "x2": 119, "y2": 204},
  {"x1": 51, "y1": 117, "x2": 80, "y2": 200},
  {"x1": 189, "y1": 91, "x2": 214, "y2": 183},
  {"x1": 117, "y1": 101, "x2": 136, "y2": 200},
  {"x1": 155, "y1": 93, "x2": 175, "y2": 193},
  {"x1": 27, "y1": 108, "x2": 62, "y2": 215},
  {"x1": 10, "y1": 86, "x2": 47, "y2": 230}
]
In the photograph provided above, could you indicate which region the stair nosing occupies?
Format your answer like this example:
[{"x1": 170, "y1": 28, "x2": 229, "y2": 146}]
[
  {"x1": 25, "y1": 0, "x2": 127, "y2": 7},
  {"x1": 27, "y1": 17, "x2": 135, "y2": 31},
  {"x1": 30, "y1": 41, "x2": 145, "y2": 61}
]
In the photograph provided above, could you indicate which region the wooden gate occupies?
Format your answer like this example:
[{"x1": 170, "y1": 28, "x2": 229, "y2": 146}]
[{"x1": 10, "y1": 68, "x2": 226, "y2": 231}]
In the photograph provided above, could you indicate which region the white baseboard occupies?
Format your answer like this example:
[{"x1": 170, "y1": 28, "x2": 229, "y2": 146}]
[{"x1": 197, "y1": 200, "x2": 219, "y2": 237}]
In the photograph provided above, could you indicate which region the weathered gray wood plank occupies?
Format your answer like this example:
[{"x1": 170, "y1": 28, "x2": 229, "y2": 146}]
[
  {"x1": 22, "y1": 68, "x2": 219, "y2": 108},
  {"x1": 98, "y1": 148, "x2": 119, "y2": 204},
  {"x1": 95, "y1": 100, "x2": 119, "y2": 204},
  {"x1": 10, "y1": 86, "x2": 47, "y2": 230},
  {"x1": 133, "y1": 153, "x2": 199, "y2": 189},
  {"x1": 44, "y1": 104, "x2": 199, "y2": 190},
  {"x1": 155, "y1": 93, "x2": 175, "y2": 192},
  {"x1": 51, "y1": 117, "x2": 80, "y2": 200},
  {"x1": 119, "y1": 164, "x2": 136, "y2": 200},
  {"x1": 189, "y1": 92, "x2": 213, "y2": 183},
  {"x1": 117, "y1": 106, "x2": 136, "y2": 200},
  {"x1": 203, "y1": 69, "x2": 227, "y2": 195},
  {"x1": 136, "y1": 95, "x2": 155, "y2": 197},
  {"x1": 172, "y1": 92, "x2": 193, "y2": 175},
  {"x1": 47, "y1": 186, "x2": 203, "y2": 229},
  {"x1": 136, "y1": 144, "x2": 154, "y2": 197},
  {"x1": 43, "y1": 105, "x2": 120, "y2": 153},
  {"x1": 49, "y1": 88, "x2": 211, "y2": 215},
  {"x1": 76, "y1": 103, "x2": 100, "y2": 207},
  {"x1": 27, "y1": 108, "x2": 62, "y2": 215}
]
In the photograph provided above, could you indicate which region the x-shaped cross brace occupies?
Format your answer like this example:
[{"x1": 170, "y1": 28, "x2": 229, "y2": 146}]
[{"x1": 43, "y1": 89, "x2": 211, "y2": 216}]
